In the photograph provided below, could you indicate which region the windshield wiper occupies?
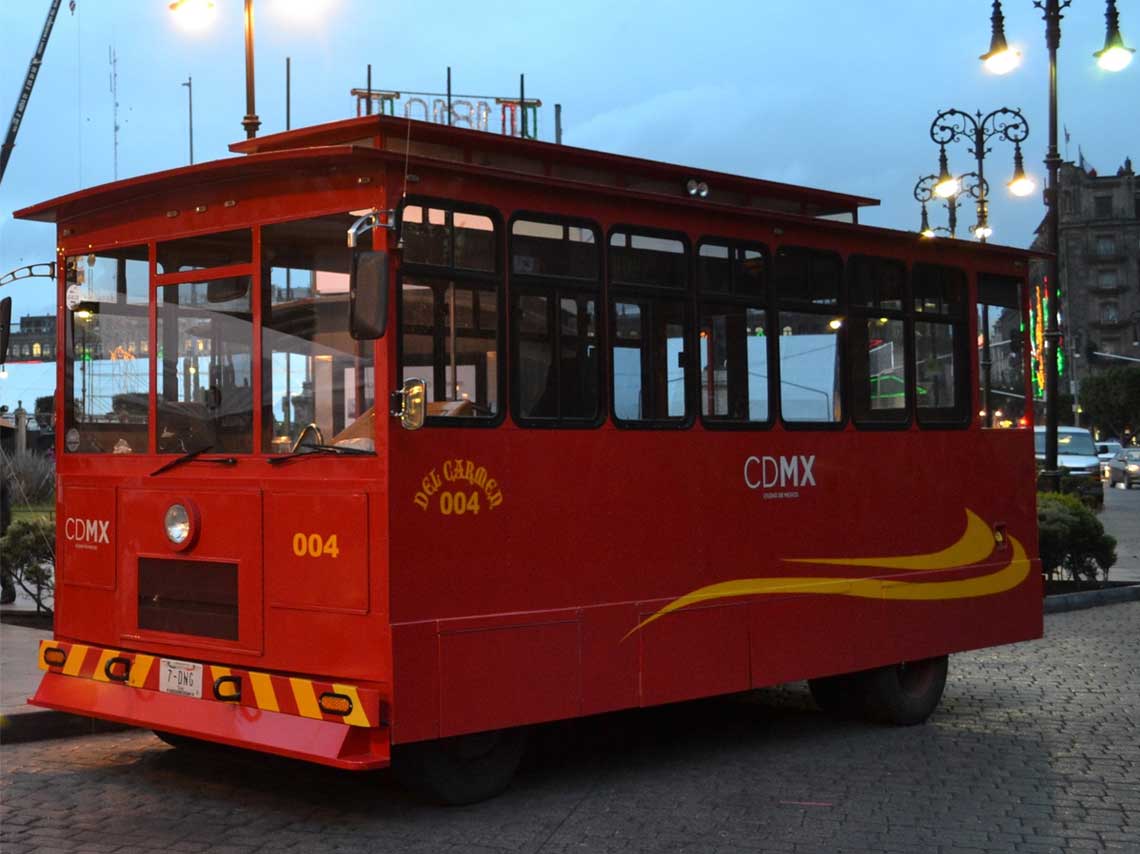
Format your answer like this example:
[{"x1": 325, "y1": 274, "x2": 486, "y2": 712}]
[
  {"x1": 266, "y1": 443, "x2": 375, "y2": 466},
  {"x1": 150, "y1": 445, "x2": 238, "y2": 476}
]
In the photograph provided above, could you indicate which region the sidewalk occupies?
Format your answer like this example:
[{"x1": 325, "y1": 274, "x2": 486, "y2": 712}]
[{"x1": 1, "y1": 619, "x2": 129, "y2": 743}]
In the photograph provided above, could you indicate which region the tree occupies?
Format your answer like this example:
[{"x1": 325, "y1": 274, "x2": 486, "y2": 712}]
[
  {"x1": 1078, "y1": 366, "x2": 1140, "y2": 441},
  {"x1": 0, "y1": 517, "x2": 55, "y2": 615}
]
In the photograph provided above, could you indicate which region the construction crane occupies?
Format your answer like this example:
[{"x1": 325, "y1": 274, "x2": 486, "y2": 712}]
[{"x1": 1, "y1": 0, "x2": 66, "y2": 185}]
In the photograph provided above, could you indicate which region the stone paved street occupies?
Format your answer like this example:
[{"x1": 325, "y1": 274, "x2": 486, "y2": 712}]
[{"x1": 2, "y1": 603, "x2": 1138, "y2": 854}]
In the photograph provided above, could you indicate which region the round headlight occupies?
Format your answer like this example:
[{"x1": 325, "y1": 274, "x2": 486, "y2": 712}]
[{"x1": 164, "y1": 504, "x2": 191, "y2": 545}]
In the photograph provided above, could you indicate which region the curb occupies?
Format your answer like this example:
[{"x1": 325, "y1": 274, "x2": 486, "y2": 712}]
[
  {"x1": 0, "y1": 709, "x2": 132, "y2": 744},
  {"x1": 1044, "y1": 584, "x2": 1140, "y2": 614}
]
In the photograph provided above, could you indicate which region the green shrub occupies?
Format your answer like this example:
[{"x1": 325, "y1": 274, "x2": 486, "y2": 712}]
[
  {"x1": 1, "y1": 450, "x2": 55, "y2": 505},
  {"x1": 0, "y1": 516, "x2": 55, "y2": 615},
  {"x1": 1035, "y1": 471, "x2": 1103, "y2": 511},
  {"x1": 1037, "y1": 492, "x2": 1117, "y2": 583}
]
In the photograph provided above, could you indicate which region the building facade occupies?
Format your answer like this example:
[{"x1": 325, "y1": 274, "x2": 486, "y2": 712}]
[
  {"x1": 1030, "y1": 157, "x2": 1140, "y2": 420},
  {"x1": 7, "y1": 314, "x2": 56, "y2": 362}
]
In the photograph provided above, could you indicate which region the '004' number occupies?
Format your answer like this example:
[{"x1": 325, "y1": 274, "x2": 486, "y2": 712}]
[{"x1": 292, "y1": 533, "x2": 340, "y2": 558}]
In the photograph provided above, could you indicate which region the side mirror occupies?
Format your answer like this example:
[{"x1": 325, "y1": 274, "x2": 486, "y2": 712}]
[
  {"x1": 390, "y1": 377, "x2": 426, "y2": 431},
  {"x1": 0, "y1": 296, "x2": 10, "y2": 365},
  {"x1": 350, "y1": 250, "x2": 389, "y2": 340}
]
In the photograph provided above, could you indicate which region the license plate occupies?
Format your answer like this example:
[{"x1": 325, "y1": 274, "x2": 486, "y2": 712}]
[{"x1": 159, "y1": 658, "x2": 204, "y2": 699}]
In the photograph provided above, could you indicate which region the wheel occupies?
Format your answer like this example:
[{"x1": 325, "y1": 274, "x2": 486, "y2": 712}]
[
  {"x1": 392, "y1": 728, "x2": 528, "y2": 805},
  {"x1": 860, "y1": 655, "x2": 949, "y2": 726},
  {"x1": 152, "y1": 730, "x2": 219, "y2": 751},
  {"x1": 808, "y1": 673, "x2": 865, "y2": 718}
]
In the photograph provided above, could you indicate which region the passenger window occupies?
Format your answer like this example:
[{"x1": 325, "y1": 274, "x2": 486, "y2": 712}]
[
  {"x1": 773, "y1": 247, "x2": 843, "y2": 424},
  {"x1": 157, "y1": 277, "x2": 254, "y2": 454},
  {"x1": 698, "y1": 240, "x2": 770, "y2": 424},
  {"x1": 609, "y1": 229, "x2": 690, "y2": 423},
  {"x1": 847, "y1": 255, "x2": 908, "y2": 424},
  {"x1": 913, "y1": 263, "x2": 968, "y2": 424},
  {"x1": 977, "y1": 274, "x2": 1026, "y2": 428},
  {"x1": 63, "y1": 246, "x2": 150, "y2": 454},
  {"x1": 399, "y1": 202, "x2": 501, "y2": 421},
  {"x1": 510, "y1": 217, "x2": 601, "y2": 424},
  {"x1": 157, "y1": 229, "x2": 252, "y2": 274},
  {"x1": 260, "y1": 214, "x2": 376, "y2": 454}
]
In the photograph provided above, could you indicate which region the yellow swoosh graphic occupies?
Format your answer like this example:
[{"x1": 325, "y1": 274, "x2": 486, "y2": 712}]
[
  {"x1": 783, "y1": 509, "x2": 995, "y2": 571},
  {"x1": 624, "y1": 535, "x2": 1029, "y2": 640}
]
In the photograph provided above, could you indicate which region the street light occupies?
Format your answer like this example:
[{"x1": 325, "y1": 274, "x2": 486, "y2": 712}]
[
  {"x1": 983, "y1": 1, "x2": 1133, "y2": 489},
  {"x1": 980, "y1": 0, "x2": 1022, "y2": 74},
  {"x1": 169, "y1": 0, "x2": 260, "y2": 139},
  {"x1": 1095, "y1": 0, "x2": 1135, "y2": 71},
  {"x1": 915, "y1": 172, "x2": 990, "y2": 240},
  {"x1": 929, "y1": 107, "x2": 1032, "y2": 244}
]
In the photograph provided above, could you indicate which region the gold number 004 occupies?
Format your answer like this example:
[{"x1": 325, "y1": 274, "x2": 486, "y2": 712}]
[{"x1": 292, "y1": 532, "x2": 340, "y2": 558}]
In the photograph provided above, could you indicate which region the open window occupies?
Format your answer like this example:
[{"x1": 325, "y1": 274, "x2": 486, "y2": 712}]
[
  {"x1": 847, "y1": 255, "x2": 909, "y2": 426},
  {"x1": 977, "y1": 274, "x2": 1026, "y2": 428},
  {"x1": 398, "y1": 200, "x2": 502, "y2": 422},
  {"x1": 510, "y1": 216, "x2": 602, "y2": 426},
  {"x1": 697, "y1": 239, "x2": 770, "y2": 425},
  {"x1": 913, "y1": 263, "x2": 969, "y2": 426},
  {"x1": 772, "y1": 246, "x2": 844, "y2": 425},
  {"x1": 609, "y1": 229, "x2": 691, "y2": 425}
]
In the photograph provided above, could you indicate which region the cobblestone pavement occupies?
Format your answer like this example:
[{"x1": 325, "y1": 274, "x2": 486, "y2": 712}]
[{"x1": 3, "y1": 604, "x2": 1138, "y2": 854}]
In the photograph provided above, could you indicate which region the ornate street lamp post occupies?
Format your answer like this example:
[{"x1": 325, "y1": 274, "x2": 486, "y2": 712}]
[
  {"x1": 929, "y1": 107, "x2": 1034, "y2": 244},
  {"x1": 978, "y1": 0, "x2": 1133, "y2": 489},
  {"x1": 915, "y1": 172, "x2": 989, "y2": 240}
]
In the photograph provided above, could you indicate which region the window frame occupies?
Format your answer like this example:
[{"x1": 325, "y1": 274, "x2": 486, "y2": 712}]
[
  {"x1": 396, "y1": 196, "x2": 506, "y2": 429},
  {"x1": 508, "y1": 211, "x2": 606, "y2": 429},
  {"x1": 975, "y1": 273, "x2": 1027, "y2": 430},
  {"x1": 911, "y1": 262, "x2": 970, "y2": 428},
  {"x1": 607, "y1": 224, "x2": 694, "y2": 429},
  {"x1": 772, "y1": 244, "x2": 846, "y2": 431},
  {"x1": 695, "y1": 236, "x2": 773, "y2": 431},
  {"x1": 845, "y1": 254, "x2": 911, "y2": 430}
]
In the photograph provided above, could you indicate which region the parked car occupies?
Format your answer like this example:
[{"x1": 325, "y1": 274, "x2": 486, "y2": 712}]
[
  {"x1": 1097, "y1": 439, "x2": 1123, "y2": 479},
  {"x1": 1105, "y1": 448, "x2": 1140, "y2": 489},
  {"x1": 1034, "y1": 426, "x2": 1101, "y2": 477}
]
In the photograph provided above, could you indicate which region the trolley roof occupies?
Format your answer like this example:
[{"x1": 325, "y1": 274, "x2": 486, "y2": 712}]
[{"x1": 17, "y1": 114, "x2": 879, "y2": 225}]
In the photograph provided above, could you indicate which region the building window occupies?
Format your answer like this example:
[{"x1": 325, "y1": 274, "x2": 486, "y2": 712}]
[
  {"x1": 1097, "y1": 269, "x2": 1118, "y2": 289},
  {"x1": 1100, "y1": 303, "x2": 1119, "y2": 324},
  {"x1": 1094, "y1": 196, "x2": 1113, "y2": 218},
  {"x1": 1095, "y1": 236, "x2": 1115, "y2": 257}
]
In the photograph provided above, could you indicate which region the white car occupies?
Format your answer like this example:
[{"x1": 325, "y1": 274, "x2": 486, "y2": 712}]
[{"x1": 1033, "y1": 426, "x2": 1100, "y2": 478}]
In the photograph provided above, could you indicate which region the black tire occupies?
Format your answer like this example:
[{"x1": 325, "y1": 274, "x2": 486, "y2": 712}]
[
  {"x1": 393, "y1": 728, "x2": 528, "y2": 805},
  {"x1": 861, "y1": 655, "x2": 948, "y2": 726},
  {"x1": 808, "y1": 673, "x2": 865, "y2": 718},
  {"x1": 152, "y1": 730, "x2": 213, "y2": 750}
]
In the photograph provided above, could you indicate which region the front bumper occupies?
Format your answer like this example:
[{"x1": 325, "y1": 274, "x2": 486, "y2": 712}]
[{"x1": 31, "y1": 640, "x2": 390, "y2": 770}]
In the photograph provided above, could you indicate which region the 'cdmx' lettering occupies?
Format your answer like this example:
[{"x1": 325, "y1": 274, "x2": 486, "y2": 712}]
[
  {"x1": 743, "y1": 455, "x2": 817, "y2": 490},
  {"x1": 64, "y1": 516, "x2": 111, "y2": 544}
]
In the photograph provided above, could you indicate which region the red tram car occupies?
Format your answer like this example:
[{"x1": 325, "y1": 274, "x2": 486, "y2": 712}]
[{"x1": 15, "y1": 115, "x2": 1042, "y2": 802}]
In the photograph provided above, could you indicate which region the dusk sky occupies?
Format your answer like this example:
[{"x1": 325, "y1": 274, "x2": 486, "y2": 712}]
[{"x1": 2, "y1": 0, "x2": 1137, "y2": 395}]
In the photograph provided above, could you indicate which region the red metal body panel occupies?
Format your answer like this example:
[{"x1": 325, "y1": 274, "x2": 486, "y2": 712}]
[{"x1": 18, "y1": 115, "x2": 1043, "y2": 766}]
